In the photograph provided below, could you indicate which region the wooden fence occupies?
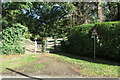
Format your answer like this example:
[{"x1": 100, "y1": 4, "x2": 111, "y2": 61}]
[
  {"x1": 35, "y1": 37, "x2": 66, "y2": 53},
  {"x1": 46, "y1": 37, "x2": 63, "y2": 48}
]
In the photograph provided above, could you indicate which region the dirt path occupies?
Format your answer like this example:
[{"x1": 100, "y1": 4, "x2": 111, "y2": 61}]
[
  {"x1": 3, "y1": 54, "x2": 82, "y2": 78},
  {"x1": 2, "y1": 39, "x2": 82, "y2": 77},
  {"x1": 32, "y1": 54, "x2": 82, "y2": 77}
]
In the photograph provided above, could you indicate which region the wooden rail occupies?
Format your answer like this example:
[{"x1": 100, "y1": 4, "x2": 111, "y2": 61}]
[{"x1": 35, "y1": 37, "x2": 67, "y2": 53}]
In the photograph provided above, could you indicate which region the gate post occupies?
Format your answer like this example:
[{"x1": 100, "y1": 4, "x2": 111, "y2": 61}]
[
  {"x1": 35, "y1": 40, "x2": 37, "y2": 53},
  {"x1": 42, "y1": 37, "x2": 47, "y2": 53},
  {"x1": 54, "y1": 36, "x2": 57, "y2": 47}
]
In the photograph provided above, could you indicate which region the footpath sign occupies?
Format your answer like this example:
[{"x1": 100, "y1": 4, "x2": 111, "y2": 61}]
[{"x1": 91, "y1": 28, "x2": 98, "y2": 59}]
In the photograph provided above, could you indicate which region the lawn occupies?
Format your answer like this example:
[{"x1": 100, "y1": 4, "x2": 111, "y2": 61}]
[
  {"x1": 49, "y1": 54, "x2": 119, "y2": 77},
  {"x1": 0, "y1": 54, "x2": 45, "y2": 73},
  {"x1": 0, "y1": 53, "x2": 119, "y2": 77}
]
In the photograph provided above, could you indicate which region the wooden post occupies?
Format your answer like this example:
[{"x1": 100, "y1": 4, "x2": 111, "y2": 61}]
[
  {"x1": 35, "y1": 40, "x2": 37, "y2": 53},
  {"x1": 42, "y1": 37, "x2": 47, "y2": 53},
  {"x1": 54, "y1": 36, "x2": 57, "y2": 47}
]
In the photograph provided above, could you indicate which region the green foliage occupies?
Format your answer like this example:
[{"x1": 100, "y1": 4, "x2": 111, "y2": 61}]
[
  {"x1": 2, "y1": 23, "x2": 28, "y2": 54},
  {"x1": 67, "y1": 24, "x2": 94, "y2": 56},
  {"x1": 2, "y1": 2, "x2": 31, "y2": 29},
  {"x1": 25, "y1": 2, "x2": 74, "y2": 37},
  {"x1": 66, "y1": 21, "x2": 120, "y2": 61},
  {"x1": 24, "y1": 32, "x2": 32, "y2": 39},
  {"x1": 95, "y1": 22, "x2": 120, "y2": 61},
  {"x1": 103, "y1": 2, "x2": 120, "y2": 21}
]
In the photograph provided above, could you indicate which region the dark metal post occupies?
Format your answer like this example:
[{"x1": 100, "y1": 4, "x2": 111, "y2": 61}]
[{"x1": 94, "y1": 36, "x2": 96, "y2": 59}]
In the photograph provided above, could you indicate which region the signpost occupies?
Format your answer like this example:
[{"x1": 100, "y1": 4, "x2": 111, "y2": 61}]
[{"x1": 91, "y1": 28, "x2": 98, "y2": 59}]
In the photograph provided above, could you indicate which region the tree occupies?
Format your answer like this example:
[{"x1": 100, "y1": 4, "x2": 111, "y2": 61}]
[
  {"x1": 27, "y1": 2, "x2": 74, "y2": 38},
  {"x1": 70, "y1": 2, "x2": 100, "y2": 26},
  {"x1": 2, "y1": 2, "x2": 29, "y2": 54},
  {"x1": 103, "y1": 2, "x2": 120, "y2": 21},
  {"x1": 2, "y1": 2, "x2": 32, "y2": 29},
  {"x1": 97, "y1": 2, "x2": 105, "y2": 22}
]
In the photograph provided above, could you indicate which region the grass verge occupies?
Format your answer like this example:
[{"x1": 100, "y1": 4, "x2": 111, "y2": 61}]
[
  {"x1": 49, "y1": 54, "x2": 119, "y2": 77},
  {"x1": 0, "y1": 54, "x2": 39, "y2": 73}
]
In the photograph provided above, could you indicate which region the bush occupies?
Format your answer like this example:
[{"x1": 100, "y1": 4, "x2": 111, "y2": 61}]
[
  {"x1": 29, "y1": 34, "x2": 41, "y2": 41},
  {"x1": 65, "y1": 21, "x2": 120, "y2": 61},
  {"x1": 95, "y1": 22, "x2": 120, "y2": 61},
  {"x1": 2, "y1": 23, "x2": 27, "y2": 54},
  {"x1": 24, "y1": 32, "x2": 32, "y2": 39},
  {"x1": 67, "y1": 24, "x2": 94, "y2": 56}
]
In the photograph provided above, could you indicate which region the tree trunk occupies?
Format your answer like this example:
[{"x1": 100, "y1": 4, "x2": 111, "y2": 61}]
[
  {"x1": 117, "y1": 3, "x2": 120, "y2": 21},
  {"x1": 98, "y1": 2, "x2": 105, "y2": 22},
  {"x1": 83, "y1": 2, "x2": 89, "y2": 24}
]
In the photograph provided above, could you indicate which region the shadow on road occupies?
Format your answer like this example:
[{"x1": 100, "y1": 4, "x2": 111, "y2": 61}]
[{"x1": 6, "y1": 68, "x2": 43, "y2": 80}]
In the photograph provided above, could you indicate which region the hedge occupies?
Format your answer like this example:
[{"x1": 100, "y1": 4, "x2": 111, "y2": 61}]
[
  {"x1": 95, "y1": 22, "x2": 120, "y2": 61},
  {"x1": 65, "y1": 21, "x2": 120, "y2": 61},
  {"x1": 67, "y1": 24, "x2": 94, "y2": 57}
]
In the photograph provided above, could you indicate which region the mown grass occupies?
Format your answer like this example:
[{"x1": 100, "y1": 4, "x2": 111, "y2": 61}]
[
  {"x1": 50, "y1": 54, "x2": 119, "y2": 77},
  {"x1": 0, "y1": 54, "x2": 42, "y2": 73},
  {"x1": 1, "y1": 53, "x2": 119, "y2": 77},
  {"x1": 26, "y1": 62, "x2": 46, "y2": 72}
]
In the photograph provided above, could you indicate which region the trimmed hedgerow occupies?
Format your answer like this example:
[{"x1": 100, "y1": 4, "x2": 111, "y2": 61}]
[
  {"x1": 64, "y1": 21, "x2": 120, "y2": 61},
  {"x1": 95, "y1": 22, "x2": 120, "y2": 61},
  {"x1": 67, "y1": 24, "x2": 94, "y2": 57}
]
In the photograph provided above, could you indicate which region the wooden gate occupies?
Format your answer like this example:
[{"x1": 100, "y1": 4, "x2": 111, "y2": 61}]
[{"x1": 35, "y1": 37, "x2": 66, "y2": 53}]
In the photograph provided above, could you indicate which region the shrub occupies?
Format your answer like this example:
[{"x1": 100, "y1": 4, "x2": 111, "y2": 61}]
[
  {"x1": 24, "y1": 32, "x2": 32, "y2": 39},
  {"x1": 2, "y1": 23, "x2": 27, "y2": 54},
  {"x1": 95, "y1": 22, "x2": 120, "y2": 61},
  {"x1": 67, "y1": 24, "x2": 94, "y2": 56},
  {"x1": 65, "y1": 21, "x2": 120, "y2": 61}
]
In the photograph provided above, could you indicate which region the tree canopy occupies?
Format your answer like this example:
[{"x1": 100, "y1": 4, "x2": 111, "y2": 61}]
[{"x1": 2, "y1": 2, "x2": 120, "y2": 38}]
